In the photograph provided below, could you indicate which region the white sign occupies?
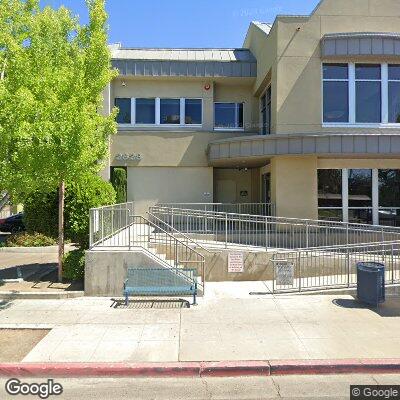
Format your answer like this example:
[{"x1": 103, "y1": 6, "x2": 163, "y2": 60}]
[
  {"x1": 275, "y1": 261, "x2": 295, "y2": 286},
  {"x1": 115, "y1": 153, "x2": 142, "y2": 161},
  {"x1": 228, "y1": 253, "x2": 244, "y2": 273}
]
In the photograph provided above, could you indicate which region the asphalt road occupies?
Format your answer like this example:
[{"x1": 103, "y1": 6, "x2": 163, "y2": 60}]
[{"x1": 0, "y1": 375, "x2": 399, "y2": 399}]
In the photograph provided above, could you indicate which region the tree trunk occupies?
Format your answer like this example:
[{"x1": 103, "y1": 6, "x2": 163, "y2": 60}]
[{"x1": 58, "y1": 180, "x2": 65, "y2": 282}]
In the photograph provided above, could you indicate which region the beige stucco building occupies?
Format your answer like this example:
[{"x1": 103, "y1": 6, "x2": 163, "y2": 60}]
[{"x1": 102, "y1": 0, "x2": 400, "y2": 226}]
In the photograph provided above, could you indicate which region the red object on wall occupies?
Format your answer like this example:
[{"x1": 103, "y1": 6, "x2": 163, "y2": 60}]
[{"x1": 204, "y1": 84, "x2": 211, "y2": 91}]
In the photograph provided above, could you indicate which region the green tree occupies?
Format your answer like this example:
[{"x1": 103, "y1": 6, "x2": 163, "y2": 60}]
[{"x1": 0, "y1": 0, "x2": 117, "y2": 280}]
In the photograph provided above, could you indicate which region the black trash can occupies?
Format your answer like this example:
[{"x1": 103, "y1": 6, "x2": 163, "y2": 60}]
[{"x1": 356, "y1": 262, "x2": 385, "y2": 307}]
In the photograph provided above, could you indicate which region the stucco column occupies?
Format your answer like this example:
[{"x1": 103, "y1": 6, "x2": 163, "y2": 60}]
[{"x1": 271, "y1": 156, "x2": 318, "y2": 220}]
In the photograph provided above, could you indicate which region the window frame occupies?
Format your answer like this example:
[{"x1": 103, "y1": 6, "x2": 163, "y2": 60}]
[
  {"x1": 388, "y1": 65, "x2": 400, "y2": 124},
  {"x1": 260, "y1": 85, "x2": 272, "y2": 135},
  {"x1": 213, "y1": 102, "x2": 245, "y2": 131},
  {"x1": 115, "y1": 97, "x2": 203, "y2": 128},
  {"x1": 322, "y1": 62, "x2": 400, "y2": 128}
]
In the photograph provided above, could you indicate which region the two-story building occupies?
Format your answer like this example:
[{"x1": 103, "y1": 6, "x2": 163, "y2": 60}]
[{"x1": 101, "y1": 0, "x2": 400, "y2": 226}]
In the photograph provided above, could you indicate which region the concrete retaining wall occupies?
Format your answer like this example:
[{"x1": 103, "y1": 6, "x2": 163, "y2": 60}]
[{"x1": 85, "y1": 250, "x2": 167, "y2": 296}]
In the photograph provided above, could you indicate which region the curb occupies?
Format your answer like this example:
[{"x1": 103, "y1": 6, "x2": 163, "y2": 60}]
[
  {"x1": 0, "y1": 360, "x2": 399, "y2": 378},
  {"x1": 0, "y1": 291, "x2": 84, "y2": 300}
]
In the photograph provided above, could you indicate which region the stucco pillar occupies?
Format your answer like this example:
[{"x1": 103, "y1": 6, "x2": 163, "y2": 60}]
[{"x1": 271, "y1": 156, "x2": 318, "y2": 220}]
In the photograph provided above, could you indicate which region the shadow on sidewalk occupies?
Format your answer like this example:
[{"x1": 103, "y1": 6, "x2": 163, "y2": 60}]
[
  {"x1": 333, "y1": 297, "x2": 400, "y2": 317},
  {"x1": 111, "y1": 298, "x2": 190, "y2": 309}
]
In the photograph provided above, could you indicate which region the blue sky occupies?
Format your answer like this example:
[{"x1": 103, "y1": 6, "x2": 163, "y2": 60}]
[{"x1": 40, "y1": 0, "x2": 320, "y2": 48}]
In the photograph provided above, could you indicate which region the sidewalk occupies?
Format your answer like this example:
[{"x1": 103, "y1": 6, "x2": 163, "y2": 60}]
[{"x1": 0, "y1": 282, "x2": 400, "y2": 363}]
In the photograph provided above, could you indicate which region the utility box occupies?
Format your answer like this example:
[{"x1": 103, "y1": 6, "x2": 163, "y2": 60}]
[{"x1": 356, "y1": 262, "x2": 385, "y2": 307}]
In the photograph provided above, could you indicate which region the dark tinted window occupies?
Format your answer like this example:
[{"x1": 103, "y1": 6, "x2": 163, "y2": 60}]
[
  {"x1": 348, "y1": 169, "x2": 372, "y2": 207},
  {"x1": 323, "y1": 64, "x2": 348, "y2": 80},
  {"x1": 356, "y1": 81, "x2": 381, "y2": 123},
  {"x1": 379, "y1": 170, "x2": 400, "y2": 207},
  {"x1": 214, "y1": 103, "x2": 243, "y2": 128},
  {"x1": 389, "y1": 65, "x2": 400, "y2": 80},
  {"x1": 355, "y1": 64, "x2": 381, "y2": 80},
  {"x1": 115, "y1": 98, "x2": 131, "y2": 124},
  {"x1": 318, "y1": 170, "x2": 342, "y2": 208},
  {"x1": 323, "y1": 81, "x2": 349, "y2": 123},
  {"x1": 136, "y1": 98, "x2": 155, "y2": 124},
  {"x1": 185, "y1": 99, "x2": 202, "y2": 124},
  {"x1": 389, "y1": 82, "x2": 400, "y2": 123},
  {"x1": 160, "y1": 99, "x2": 180, "y2": 124}
]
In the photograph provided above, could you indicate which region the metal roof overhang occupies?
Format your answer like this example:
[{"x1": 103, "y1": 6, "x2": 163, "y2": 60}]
[
  {"x1": 321, "y1": 32, "x2": 400, "y2": 58},
  {"x1": 207, "y1": 133, "x2": 400, "y2": 167},
  {"x1": 111, "y1": 59, "x2": 257, "y2": 78}
]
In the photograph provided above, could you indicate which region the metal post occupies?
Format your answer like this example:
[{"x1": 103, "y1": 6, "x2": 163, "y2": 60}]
[
  {"x1": 391, "y1": 243, "x2": 394, "y2": 284},
  {"x1": 298, "y1": 251, "x2": 302, "y2": 292},
  {"x1": 225, "y1": 213, "x2": 228, "y2": 249},
  {"x1": 306, "y1": 221, "x2": 309, "y2": 248},
  {"x1": 265, "y1": 217, "x2": 268, "y2": 250}
]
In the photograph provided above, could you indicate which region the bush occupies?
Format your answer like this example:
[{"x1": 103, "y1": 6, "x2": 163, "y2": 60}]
[
  {"x1": 6, "y1": 232, "x2": 57, "y2": 247},
  {"x1": 110, "y1": 167, "x2": 127, "y2": 204},
  {"x1": 62, "y1": 249, "x2": 85, "y2": 281},
  {"x1": 24, "y1": 174, "x2": 116, "y2": 248}
]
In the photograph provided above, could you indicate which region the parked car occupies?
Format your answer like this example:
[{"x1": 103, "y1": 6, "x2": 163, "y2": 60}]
[{"x1": 0, "y1": 213, "x2": 25, "y2": 233}]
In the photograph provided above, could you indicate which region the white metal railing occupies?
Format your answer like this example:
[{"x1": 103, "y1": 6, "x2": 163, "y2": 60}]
[
  {"x1": 157, "y1": 202, "x2": 275, "y2": 216},
  {"x1": 271, "y1": 241, "x2": 400, "y2": 293},
  {"x1": 149, "y1": 205, "x2": 400, "y2": 250},
  {"x1": 88, "y1": 203, "x2": 205, "y2": 290},
  {"x1": 89, "y1": 202, "x2": 134, "y2": 248}
]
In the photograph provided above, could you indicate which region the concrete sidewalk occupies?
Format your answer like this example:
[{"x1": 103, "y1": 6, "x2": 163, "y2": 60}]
[{"x1": 0, "y1": 281, "x2": 399, "y2": 363}]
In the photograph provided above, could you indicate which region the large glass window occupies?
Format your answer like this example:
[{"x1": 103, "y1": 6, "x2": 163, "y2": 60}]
[
  {"x1": 379, "y1": 169, "x2": 400, "y2": 226},
  {"x1": 114, "y1": 98, "x2": 131, "y2": 124},
  {"x1": 389, "y1": 65, "x2": 400, "y2": 123},
  {"x1": 214, "y1": 103, "x2": 244, "y2": 129},
  {"x1": 135, "y1": 98, "x2": 155, "y2": 124},
  {"x1": 160, "y1": 99, "x2": 180, "y2": 124},
  {"x1": 355, "y1": 64, "x2": 381, "y2": 123},
  {"x1": 261, "y1": 86, "x2": 271, "y2": 135},
  {"x1": 318, "y1": 168, "x2": 400, "y2": 226},
  {"x1": 348, "y1": 169, "x2": 373, "y2": 224},
  {"x1": 323, "y1": 63, "x2": 400, "y2": 126},
  {"x1": 323, "y1": 64, "x2": 349, "y2": 123},
  {"x1": 185, "y1": 99, "x2": 202, "y2": 125},
  {"x1": 318, "y1": 169, "x2": 343, "y2": 221}
]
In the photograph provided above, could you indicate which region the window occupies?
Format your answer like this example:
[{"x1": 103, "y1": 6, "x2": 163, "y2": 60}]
[
  {"x1": 379, "y1": 169, "x2": 400, "y2": 226},
  {"x1": 355, "y1": 64, "x2": 381, "y2": 123},
  {"x1": 160, "y1": 99, "x2": 180, "y2": 124},
  {"x1": 185, "y1": 99, "x2": 202, "y2": 125},
  {"x1": 323, "y1": 63, "x2": 400, "y2": 126},
  {"x1": 318, "y1": 170, "x2": 343, "y2": 221},
  {"x1": 318, "y1": 168, "x2": 400, "y2": 226},
  {"x1": 214, "y1": 103, "x2": 244, "y2": 129},
  {"x1": 348, "y1": 169, "x2": 373, "y2": 224},
  {"x1": 323, "y1": 64, "x2": 349, "y2": 123},
  {"x1": 261, "y1": 87, "x2": 271, "y2": 134},
  {"x1": 116, "y1": 98, "x2": 202, "y2": 126},
  {"x1": 136, "y1": 98, "x2": 155, "y2": 124},
  {"x1": 389, "y1": 65, "x2": 400, "y2": 123},
  {"x1": 114, "y1": 98, "x2": 131, "y2": 124}
]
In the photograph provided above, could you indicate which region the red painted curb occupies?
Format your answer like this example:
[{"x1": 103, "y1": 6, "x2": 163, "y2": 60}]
[
  {"x1": 200, "y1": 361, "x2": 271, "y2": 377},
  {"x1": 0, "y1": 360, "x2": 399, "y2": 377},
  {"x1": 0, "y1": 363, "x2": 201, "y2": 378},
  {"x1": 269, "y1": 359, "x2": 400, "y2": 375}
]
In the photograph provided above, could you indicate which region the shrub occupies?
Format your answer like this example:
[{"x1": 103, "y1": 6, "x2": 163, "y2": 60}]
[
  {"x1": 62, "y1": 249, "x2": 85, "y2": 281},
  {"x1": 6, "y1": 232, "x2": 57, "y2": 247},
  {"x1": 110, "y1": 167, "x2": 127, "y2": 204},
  {"x1": 24, "y1": 174, "x2": 116, "y2": 248}
]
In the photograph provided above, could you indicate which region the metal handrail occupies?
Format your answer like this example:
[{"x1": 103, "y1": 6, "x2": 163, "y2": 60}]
[
  {"x1": 147, "y1": 211, "x2": 212, "y2": 254},
  {"x1": 150, "y1": 205, "x2": 400, "y2": 250},
  {"x1": 151, "y1": 205, "x2": 400, "y2": 232},
  {"x1": 130, "y1": 215, "x2": 205, "y2": 288}
]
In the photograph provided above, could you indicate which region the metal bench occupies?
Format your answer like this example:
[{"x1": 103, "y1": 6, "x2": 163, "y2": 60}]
[{"x1": 123, "y1": 268, "x2": 198, "y2": 306}]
